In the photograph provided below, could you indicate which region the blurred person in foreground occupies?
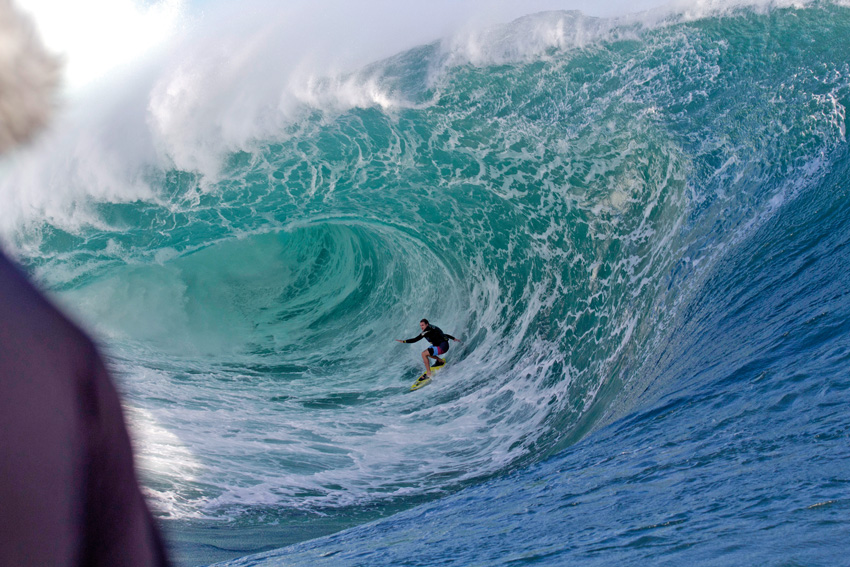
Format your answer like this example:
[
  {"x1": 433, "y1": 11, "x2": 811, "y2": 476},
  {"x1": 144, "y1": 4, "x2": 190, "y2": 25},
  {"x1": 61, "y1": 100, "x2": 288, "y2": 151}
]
[{"x1": 0, "y1": 0, "x2": 170, "y2": 564}]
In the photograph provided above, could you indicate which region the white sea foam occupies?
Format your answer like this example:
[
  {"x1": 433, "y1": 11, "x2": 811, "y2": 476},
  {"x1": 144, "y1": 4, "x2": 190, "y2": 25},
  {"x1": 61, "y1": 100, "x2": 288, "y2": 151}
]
[{"x1": 2, "y1": 0, "x2": 827, "y2": 239}]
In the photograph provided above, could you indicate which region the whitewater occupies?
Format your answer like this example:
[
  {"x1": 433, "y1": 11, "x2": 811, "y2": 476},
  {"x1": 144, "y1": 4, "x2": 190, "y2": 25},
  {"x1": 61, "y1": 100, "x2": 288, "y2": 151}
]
[{"x1": 2, "y1": 0, "x2": 850, "y2": 565}]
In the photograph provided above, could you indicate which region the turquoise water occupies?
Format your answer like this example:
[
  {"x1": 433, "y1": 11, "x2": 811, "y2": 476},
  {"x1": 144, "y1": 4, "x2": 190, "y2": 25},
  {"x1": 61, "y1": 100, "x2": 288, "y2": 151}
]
[{"x1": 3, "y1": 3, "x2": 850, "y2": 565}]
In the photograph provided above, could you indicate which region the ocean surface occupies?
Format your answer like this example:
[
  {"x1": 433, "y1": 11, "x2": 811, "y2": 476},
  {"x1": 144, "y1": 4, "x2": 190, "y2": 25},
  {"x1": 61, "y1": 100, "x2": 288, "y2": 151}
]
[{"x1": 2, "y1": 2, "x2": 850, "y2": 565}]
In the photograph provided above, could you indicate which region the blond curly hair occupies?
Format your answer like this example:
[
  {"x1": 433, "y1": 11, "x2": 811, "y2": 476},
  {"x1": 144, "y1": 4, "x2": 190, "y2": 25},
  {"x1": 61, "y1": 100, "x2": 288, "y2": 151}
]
[{"x1": 0, "y1": 0, "x2": 59, "y2": 153}]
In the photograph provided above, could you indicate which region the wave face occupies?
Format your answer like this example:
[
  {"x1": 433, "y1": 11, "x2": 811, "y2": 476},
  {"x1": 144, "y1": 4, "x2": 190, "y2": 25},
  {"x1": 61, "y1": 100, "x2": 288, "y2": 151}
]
[{"x1": 4, "y1": 3, "x2": 850, "y2": 565}]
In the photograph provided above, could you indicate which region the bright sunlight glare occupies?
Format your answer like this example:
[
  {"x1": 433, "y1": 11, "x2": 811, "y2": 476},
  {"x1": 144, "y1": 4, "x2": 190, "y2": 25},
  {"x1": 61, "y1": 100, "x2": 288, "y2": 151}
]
[{"x1": 15, "y1": 0, "x2": 184, "y2": 90}]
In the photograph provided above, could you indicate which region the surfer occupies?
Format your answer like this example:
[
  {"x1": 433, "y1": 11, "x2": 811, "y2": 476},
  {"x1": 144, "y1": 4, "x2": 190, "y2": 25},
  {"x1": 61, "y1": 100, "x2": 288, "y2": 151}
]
[{"x1": 396, "y1": 319, "x2": 461, "y2": 377}]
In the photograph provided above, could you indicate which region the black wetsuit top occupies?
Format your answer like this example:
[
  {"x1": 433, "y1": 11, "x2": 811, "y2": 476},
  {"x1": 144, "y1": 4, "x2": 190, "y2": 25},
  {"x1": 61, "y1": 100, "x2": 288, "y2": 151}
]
[{"x1": 403, "y1": 325, "x2": 456, "y2": 346}]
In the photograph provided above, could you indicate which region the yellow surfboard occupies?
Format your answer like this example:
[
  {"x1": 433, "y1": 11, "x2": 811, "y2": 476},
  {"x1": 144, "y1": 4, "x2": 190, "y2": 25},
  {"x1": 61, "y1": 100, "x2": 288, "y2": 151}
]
[{"x1": 410, "y1": 360, "x2": 447, "y2": 390}]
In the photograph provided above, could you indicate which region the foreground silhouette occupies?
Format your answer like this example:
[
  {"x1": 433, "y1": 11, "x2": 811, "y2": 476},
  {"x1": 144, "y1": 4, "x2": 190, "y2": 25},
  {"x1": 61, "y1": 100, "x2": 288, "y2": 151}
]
[{"x1": 0, "y1": 1, "x2": 170, "y2": 564}]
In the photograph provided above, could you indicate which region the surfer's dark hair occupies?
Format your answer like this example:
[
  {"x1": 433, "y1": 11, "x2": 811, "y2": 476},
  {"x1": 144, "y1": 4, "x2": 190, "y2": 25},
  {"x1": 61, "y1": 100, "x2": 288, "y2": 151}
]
[{"x1": 420, "y1": 318, "x2": 429, "y2": 325}]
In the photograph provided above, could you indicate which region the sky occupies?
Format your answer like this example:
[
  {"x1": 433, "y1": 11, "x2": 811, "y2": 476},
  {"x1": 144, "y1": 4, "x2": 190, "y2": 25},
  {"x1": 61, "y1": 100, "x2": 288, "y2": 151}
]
[
  {"x1": 15, "y1": 0, "x2": 675, "y2": 92},
  {"x1": 16, "y1": 0, "x2": 184, "y2": 90}
]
